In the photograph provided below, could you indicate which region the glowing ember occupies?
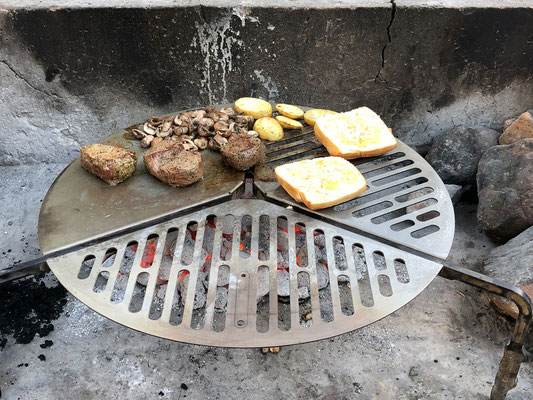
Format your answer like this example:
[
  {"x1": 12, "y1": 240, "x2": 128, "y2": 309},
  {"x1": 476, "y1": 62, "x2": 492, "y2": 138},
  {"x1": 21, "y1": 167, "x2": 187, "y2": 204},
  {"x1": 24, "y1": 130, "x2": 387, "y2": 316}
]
[
  {"x1": 141, "y1": 242, "x2": 157, "y2": 268},
  {"x1": 239, "y1": 243, "x2": 244, "y2": 251},
  {"x1": 178, "y1": 270, "x2": 190, "y2": 282}
]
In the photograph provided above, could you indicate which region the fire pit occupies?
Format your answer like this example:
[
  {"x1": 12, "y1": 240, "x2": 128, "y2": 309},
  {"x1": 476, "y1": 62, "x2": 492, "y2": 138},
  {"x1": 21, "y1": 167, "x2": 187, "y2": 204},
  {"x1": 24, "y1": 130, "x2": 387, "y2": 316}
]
[{"x1": 6, "y1": 105, "x2": 531, "y2": 400}]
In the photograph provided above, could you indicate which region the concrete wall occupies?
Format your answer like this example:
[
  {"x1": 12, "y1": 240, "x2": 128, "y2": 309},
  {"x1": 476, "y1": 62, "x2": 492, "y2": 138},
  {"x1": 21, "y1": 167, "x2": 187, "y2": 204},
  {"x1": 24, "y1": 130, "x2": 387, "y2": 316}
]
[{"x1": 1, "y1": 2, "x2": 532, "y2": 165}]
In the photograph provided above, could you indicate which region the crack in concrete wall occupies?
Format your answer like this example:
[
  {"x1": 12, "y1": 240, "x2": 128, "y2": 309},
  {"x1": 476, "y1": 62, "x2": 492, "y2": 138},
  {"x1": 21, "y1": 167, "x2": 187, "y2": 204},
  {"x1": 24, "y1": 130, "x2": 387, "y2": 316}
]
[
  {"x1": 0, "y1": 59, "x2": 58, "y2": 99},
  {"x1": 376, "y1": 0, "x2": 396, "y2": 82}
]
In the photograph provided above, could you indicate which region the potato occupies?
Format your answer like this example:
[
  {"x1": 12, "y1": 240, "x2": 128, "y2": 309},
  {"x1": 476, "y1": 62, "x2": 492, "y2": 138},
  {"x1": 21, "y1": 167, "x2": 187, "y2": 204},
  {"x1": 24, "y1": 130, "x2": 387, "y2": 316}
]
[
  {"x1": 254, "y1": 117, "x2": 284, "y2": 141},
  {"x1": 235, "y1": 97, "x2": 272, "y2": 119},
  {"x1": 303, "y1": 109, "x2": 337, "y2": 126},
  {"x1": 275, "y1": 104, "x2": 304, "y2": 119},
  {"x1": 276, "y1": 115, "x2": 303, "y2": 130}
]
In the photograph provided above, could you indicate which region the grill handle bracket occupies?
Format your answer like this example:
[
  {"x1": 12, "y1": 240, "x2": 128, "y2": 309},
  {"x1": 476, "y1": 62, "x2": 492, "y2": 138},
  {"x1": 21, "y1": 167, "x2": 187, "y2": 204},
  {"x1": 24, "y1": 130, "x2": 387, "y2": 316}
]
[{"x1": 439, "y1": 263, "x2": 532, "y2": 400}]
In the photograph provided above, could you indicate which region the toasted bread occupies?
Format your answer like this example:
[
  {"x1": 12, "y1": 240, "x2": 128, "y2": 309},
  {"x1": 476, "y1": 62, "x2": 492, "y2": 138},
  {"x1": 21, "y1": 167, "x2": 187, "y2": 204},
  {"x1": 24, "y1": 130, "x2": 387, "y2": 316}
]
[
  {"x1": 314, "y1": 107, "x2": 397, "y2": 159},
  {"x1": 274, "y1": 157, "x2": 367, "y2": 210}
]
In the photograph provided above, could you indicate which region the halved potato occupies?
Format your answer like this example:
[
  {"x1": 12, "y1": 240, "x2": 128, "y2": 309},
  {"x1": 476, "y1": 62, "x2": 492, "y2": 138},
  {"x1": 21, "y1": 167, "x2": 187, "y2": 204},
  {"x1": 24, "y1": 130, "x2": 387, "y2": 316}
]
[
  {"x1": 235, "y1": 97, "x2": 272, "y2": 119},
  {"x1": 304, "y1": 109, "x2": 337, "y2": 126},
  {"x1": 254, "y1": 117, "x2": 284, "y2": 141},
  {"x1": 276, "y1": 115, "x2": 303, "y2": 130},
  {"x1": 275, "y1": 104, "x2": 304, "y2": 119}
]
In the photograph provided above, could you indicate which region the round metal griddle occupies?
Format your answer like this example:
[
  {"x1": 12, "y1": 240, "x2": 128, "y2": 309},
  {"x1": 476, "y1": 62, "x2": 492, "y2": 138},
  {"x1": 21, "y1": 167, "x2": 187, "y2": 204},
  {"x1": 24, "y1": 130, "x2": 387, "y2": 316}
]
[{"x1": 38, "y1": 105, "x2": 454, "y2": 347}]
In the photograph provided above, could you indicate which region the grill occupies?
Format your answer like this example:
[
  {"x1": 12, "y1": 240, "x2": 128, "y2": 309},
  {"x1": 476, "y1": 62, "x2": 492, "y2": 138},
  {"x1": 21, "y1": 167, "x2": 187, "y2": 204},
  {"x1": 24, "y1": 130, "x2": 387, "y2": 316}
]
[{"x1": 12, "y1": 104, "x2": 530, "y2": 399}]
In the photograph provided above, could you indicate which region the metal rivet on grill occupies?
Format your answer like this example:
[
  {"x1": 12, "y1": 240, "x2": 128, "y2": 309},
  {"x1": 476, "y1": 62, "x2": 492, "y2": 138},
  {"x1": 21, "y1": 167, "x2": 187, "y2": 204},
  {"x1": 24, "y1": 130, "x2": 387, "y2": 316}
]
[{"x1": 378, "y1": 275, "x2": 393, "y2": 297}]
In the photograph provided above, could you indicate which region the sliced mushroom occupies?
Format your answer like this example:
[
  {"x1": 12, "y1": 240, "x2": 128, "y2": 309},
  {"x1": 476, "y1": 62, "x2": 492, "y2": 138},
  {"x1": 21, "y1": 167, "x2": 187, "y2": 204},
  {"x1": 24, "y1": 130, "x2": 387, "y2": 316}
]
[
  {"x1": 228, "y1": 122, "x2": 238, "y2": 133},
  {"x1": 206, "y1": 112, "x2": 220, "y2": 123},
  {"x1": 174, "y1": 126, "x2": 188, "y2": 136},
  {"x1": 217, "y1": 129, "x2": 233, "y2": 139},
  {"x1": 197, "y1": 117, "x2": 214, "y2": 129},
  {"x1": 182, "y1": 139, "x2": 198, "y2": 151},
  {"x1": 143, "y1": 122, "x2": 157, "y2": 135},
  {"x1": 235, "y1": 115, "x2": 254, "y2": 128},
  {"x1": 192, "y1": 109, "x2": 206, "y2": 119},
  {"x1": 214, "y1": 121, "x2": 229, "y2": 131},
  {"x1": 197, "y1": 125, "x2": 212, "y2": 137},
  {"x1": 131, "y1": 129, "x2": 146, "y2": 139},
  {"x1": 141, "y1": 135, "x2": 154, "y2": 148},
  {"x1": 150, "y1": 116, "x2": 163, "y2": 127},
  {"x1": 219, "y1": 107, "x2": 235, "y2": 117},
  {"x1": 247, "y1": 130, "x2": 259, "y2": 137},
  {"x1": 209, "y1": 133, "x2": 228, "y2": 151},
  {"x1": 194, "y1": 137, "x2": 208, "y2": 150},
  {"x1": 157, "y1": 121, "x2": 172, "y2": 138}
]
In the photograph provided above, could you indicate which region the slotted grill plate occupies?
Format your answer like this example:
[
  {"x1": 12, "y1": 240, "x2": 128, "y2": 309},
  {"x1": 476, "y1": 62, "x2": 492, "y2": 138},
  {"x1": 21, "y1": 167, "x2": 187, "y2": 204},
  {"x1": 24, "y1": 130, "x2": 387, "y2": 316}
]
[
  {"x1": 255, "y1": 140, "x2": 454, "y2": 259},
  {"x1": 46, "y1": 199, "x2": 442, "y2": 347},
  {"x1": 38, "y1": 104, "x2": 455, "y2": 347}
]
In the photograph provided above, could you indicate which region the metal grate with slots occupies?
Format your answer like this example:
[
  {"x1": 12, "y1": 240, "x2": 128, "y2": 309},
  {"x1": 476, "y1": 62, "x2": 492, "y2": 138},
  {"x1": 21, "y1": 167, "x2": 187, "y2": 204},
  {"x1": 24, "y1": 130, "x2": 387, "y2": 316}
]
[{"x1": 38, "y1": 104, "x2": 454, "y2": 347}]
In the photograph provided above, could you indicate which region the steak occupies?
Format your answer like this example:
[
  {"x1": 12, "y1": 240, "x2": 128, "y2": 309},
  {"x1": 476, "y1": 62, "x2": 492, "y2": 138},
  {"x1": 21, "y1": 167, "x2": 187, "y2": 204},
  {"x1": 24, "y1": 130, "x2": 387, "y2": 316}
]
[
  {"x1": 80, "y1": 144, "x2": 137, "y2": 185},
  {"x1": 221, "y1": 134, "x2": 264, "y2": 171},
  {"x1": 144, "y1": 138, "x2": 204, "y2": 187}
]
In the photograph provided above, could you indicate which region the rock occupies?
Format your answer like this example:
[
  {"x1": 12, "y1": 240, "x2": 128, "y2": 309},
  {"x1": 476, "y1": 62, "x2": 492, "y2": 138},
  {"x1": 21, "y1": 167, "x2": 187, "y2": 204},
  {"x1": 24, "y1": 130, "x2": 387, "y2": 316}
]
[
  {"x1": 477, "y1": 139, "x2": 533, "y2": 242},
  {"x1": 503, "y1": 116, "x2": 518, "y2": 131},
  {"x1": 499, "y1": 110, "x2": 533, "y2": 145},
  {"x1": 425, "y1": 126, "x2": 500, "y2": 185},
  {"x1": 482, "y1": 227, "x2": 533, "y2": 317},
  {"x1": 445, "y1": 184, "x2": 466, "y2": 205}
]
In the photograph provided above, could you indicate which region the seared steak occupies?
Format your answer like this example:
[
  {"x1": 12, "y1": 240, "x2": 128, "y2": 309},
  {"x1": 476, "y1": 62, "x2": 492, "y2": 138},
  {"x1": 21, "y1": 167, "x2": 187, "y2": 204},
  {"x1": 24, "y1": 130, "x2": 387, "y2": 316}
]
[
  {"x1": 221, "y1": 134, "x2": 263, "y2": 171},
  {"x1": 80, "y1": 144, "x2": 137, "y2": 185},
  {"x1": 144, "y1": 138, "x2": 204, "y2": 187}
]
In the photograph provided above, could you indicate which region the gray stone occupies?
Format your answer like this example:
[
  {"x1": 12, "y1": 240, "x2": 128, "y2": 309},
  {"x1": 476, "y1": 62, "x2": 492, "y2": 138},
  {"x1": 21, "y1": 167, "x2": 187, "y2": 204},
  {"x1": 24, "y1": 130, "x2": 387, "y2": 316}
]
[
  {"x1": 483, "y1": 226, "x2": 533, "y2": 289},
  {"x1": 477, "y1": 139, "x2": 533, "y2": 242},
  {"x1": 445, "y1": 184, "x2": 465, "y2": 205},
  {"x1": 425, "y1": 126, "x2": 499, "y2": 185}
]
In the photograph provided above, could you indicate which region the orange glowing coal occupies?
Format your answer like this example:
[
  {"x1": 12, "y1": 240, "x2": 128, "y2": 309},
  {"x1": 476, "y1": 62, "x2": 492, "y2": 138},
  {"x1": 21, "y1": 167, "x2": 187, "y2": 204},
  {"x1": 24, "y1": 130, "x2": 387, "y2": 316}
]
[
  {"x1": 178, "y1": 270, "x2": 190, "y2": 282},
  {"x1": 141, "y1": 241, "x2": 157, "y2": 268}
]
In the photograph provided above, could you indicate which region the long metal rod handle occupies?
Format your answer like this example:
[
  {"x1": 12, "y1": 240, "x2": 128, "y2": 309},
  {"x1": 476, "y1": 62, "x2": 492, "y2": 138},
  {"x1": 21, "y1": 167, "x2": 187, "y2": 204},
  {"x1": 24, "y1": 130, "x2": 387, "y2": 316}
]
[{"x1": 439, "y1": 264, "x2": 532, "y2": 400}]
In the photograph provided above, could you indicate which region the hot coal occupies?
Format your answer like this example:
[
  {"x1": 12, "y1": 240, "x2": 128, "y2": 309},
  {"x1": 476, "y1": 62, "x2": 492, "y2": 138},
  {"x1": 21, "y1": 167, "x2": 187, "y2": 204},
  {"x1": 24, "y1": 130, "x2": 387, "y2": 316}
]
[{"x1": 0, "y1": 273, "x2": 67, "y2": 345}]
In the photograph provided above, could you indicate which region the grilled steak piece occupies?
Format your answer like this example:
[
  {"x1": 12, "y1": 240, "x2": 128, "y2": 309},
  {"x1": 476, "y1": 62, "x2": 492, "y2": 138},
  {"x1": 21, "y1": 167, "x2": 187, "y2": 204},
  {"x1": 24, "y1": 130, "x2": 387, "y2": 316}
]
[
  {"x1": 144, "y1": 138, "x2": 204, "y2": 187},
  {"x1": 80, "y1": 144, "x2": 137, "y2": 185},
  {"x1": 221, "y1": 134, "x2": 264, "y2": 171}
]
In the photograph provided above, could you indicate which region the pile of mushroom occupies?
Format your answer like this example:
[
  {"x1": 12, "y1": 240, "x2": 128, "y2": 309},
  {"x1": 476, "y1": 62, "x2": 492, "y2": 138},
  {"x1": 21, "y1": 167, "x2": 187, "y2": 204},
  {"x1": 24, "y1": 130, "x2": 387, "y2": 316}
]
[{"x1": 131, "y1": 107, "x2": 256, "y2": 151}]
